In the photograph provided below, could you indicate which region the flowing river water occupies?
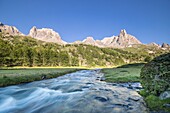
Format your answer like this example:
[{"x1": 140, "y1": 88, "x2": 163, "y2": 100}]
[{"x1": 0, "y1": 70, "x2": 148, "y2": 113}]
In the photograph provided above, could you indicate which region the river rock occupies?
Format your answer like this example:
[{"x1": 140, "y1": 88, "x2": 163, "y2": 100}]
[
  {"x1": 159, "y1": 91, "x2": 170, "y2": 100},
  {"x1": 100, "y1": 77, "x2": 106, "y2": 81},
  {"x1": 95, "y1": 96, "x2": 108, "y2": 102}
]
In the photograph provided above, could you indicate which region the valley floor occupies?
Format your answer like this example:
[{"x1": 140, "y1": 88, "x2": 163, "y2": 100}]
[{"x1": 0, "y1": 68, "x2": 82, "y2": 87}]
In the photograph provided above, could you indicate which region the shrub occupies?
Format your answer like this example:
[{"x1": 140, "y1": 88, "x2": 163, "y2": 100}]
[{"x1": 140, "y1": 53, "x2": 170, "y2": 96}]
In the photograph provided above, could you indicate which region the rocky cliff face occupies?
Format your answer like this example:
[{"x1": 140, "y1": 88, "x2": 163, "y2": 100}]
[
  {"x1": 161, "y1": 43, "x2": 169, "y2": 48},
  {"x1": 29, "y1": 26, "x2": 66, "y2": 44},
  {"x1": 74, "y1": 29, "x2": 142, "y2": 48},
  {"x1": 116, "y1": 29, "x2": 142, "y2": 47},
  {"x1": 104, "y1": 29, "x2": 142, "y2": 48},
  {"x1": 0, "y1": 22, "x2": 24, "y2": 36}
]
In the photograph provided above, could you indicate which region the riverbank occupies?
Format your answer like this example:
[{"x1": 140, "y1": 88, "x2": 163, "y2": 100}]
[
  {"x1": 101, "y1": 63, "x2": 144, "y2": 83},
  {"x1": 101, "y1": 63, "x2": 170, "y2": 112},
  {"x1": 0, "y1": 68, "x2": 83, "y2": 87},
  {"x1": 0, "y1": 63, "x2": 143, "y2": 87}
]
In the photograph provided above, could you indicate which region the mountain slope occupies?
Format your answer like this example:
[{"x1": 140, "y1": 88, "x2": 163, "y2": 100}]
[{"x1": 0, "y1": 33, "x2": 169, "y2": 67}]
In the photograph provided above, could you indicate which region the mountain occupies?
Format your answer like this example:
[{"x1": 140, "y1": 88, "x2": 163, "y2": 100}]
[
  {"x1": 28, "y1": 26, "x2": 67, "y2": 44},
  {"x1": 101, "y1": 36, "x2": 115, "y2": 45},
  {"x1": 0, "y1": 22, "x2": 24, "y2": 36},
  {"x1": 161, "y1": 43, "x2": 169, "y2": 48},
  {"x1": 100, "y1": 29, "x2": 142, "y2": 48},
  {"x1": 1, "y1": 23, "x2": 168, "y2": 49},
  {"x1": 73, "y1": 29, "x2": 142, "y2": 48},
  {"x1": 81, "y1": 37, "x2": 104, "y2": 47},
  {"x1": 111, "y1": 29, "x2": 142, "y2": 47}
]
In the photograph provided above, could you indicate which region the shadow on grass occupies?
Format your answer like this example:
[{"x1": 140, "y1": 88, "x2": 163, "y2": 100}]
[
  {"x1": 117, "y1": 63, "x2": 145, "y2": 68},
  {"x1": 101, "y1": 63, "x2": 145, "y2": 83}
]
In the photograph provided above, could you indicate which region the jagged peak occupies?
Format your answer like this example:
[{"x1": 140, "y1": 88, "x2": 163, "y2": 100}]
[
  {"x1": 119, "y1": 29, "x2": 127, "y2": 37},
  {"x1": 29, "y1": 26, "x2": 60, "y2": 36},
  {"x1": 86, "y1": 36, "x2": 94, "y2": 40},
  {"x1": 30, "y1": 26, "x2": 37, "y2": 32},
  {"x1": 32, "y1": 26, "x2": 36, "y2": 28},
  {"x1": 28, "y1": 26, "x2": 66, "y2": 44},
  {"x1": 83, "y1": 36, "x2": 95, "y2": 42},
  {"x1": 0, "y1": 22, "x2": 4, "y2": 26},
  {"x1": 162, "y1": 43, "x2": 169, "y2": 48},
  {"x1": 0, "y1": 23, "x2": 24, "y2": 36}
]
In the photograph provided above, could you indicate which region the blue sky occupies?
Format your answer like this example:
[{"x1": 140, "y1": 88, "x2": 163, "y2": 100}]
[{"x1": 0, "y1": 0, "x2": 170, "y2": 44}]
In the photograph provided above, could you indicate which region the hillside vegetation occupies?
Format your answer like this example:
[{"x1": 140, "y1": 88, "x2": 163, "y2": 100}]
[
  {"x1": 140, "y1": 53, "x2": 170, "y2": 112},
  {"x1": 0, "y1": 33, "x2": 169, "y2": 67}
]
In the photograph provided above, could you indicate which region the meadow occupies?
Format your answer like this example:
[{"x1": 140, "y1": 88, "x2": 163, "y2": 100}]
[
  {"x1": 101, "y1": 63, "x2": 144, "y2": 83},
  {"x1": 0, "y1": 68, "x2": 81, "y2": 87}
]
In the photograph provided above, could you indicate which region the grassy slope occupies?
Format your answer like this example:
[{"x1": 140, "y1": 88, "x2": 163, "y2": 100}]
[
  {"x1": 101, "y1": 63, "x2": 144, "y2": 83},
  {"x1": 0, "y1": 68, "x2": 83, "y2": 87}
]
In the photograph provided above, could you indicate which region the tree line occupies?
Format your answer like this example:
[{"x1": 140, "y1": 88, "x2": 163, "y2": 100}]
[{"x1": 0, "y1": 34, "x2": 167, "y2": 67}]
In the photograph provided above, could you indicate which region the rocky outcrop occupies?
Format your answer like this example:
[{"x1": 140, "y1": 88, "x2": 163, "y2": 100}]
[
  {"x1": 161, "y1": 43, "x2": 169, "y2": 48},
  {"x1": 101, "y1": 36, "x2": 115, "y2": 45},
  {"x1": 82, "y1": 37, "x2": 96, "y2": 45},
  {"x1": 29, "y1": 26, "x2": 67, "y2": 44},
  {"x1": 147, "y1": 42, "x2": 160, "y2": 47},
  {"x1": 140, "y1": 53, "x2": 170, "y2": 96},
  {"x1": 159, "y1": 91, "x2": 170, "y2": 100},
  {"x1": 0, "y1": 22, "x2": 24, "y2": 36}
]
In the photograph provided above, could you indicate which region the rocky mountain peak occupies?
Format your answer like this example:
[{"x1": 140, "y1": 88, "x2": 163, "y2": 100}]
[
  {"x1": 83, "y1": 37, "x2": 95, "y2": 41},
  {"x1": 119, "y1": 29, "x2": 127, "y2": 37},
  {"x1": 75, "y1": 29, "x2": 142, "y2": 48},
  {"x1": 29, "y1": 26, "x2": 66, "y2": 44},
  {"x1": 101, "y1": 36, "x2": 115, "y2": 45},
  {"x1": 82, "y1": 36, "x2": 96, "y2": 45},
  {"x1": 0, "y1": 22, "x2": 4, "y2": 26},
  {"x1": 0, "y1": 23, "x2": 24, "y2": 36},
  {"x1": 161, "y1": 43, "x2": 169, "y2": 48},
  {"x1": 31, "y1": 26, "x2": 37, "y2": 31}
]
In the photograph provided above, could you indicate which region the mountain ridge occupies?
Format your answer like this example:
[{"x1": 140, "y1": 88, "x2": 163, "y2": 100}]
[{"x1": 0, "y1": 22, "x2": 169, "y2": 48}]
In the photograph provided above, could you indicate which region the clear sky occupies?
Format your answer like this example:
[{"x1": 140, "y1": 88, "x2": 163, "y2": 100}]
[{"x1": 0, "y1": 0, "x2": 170, "y2": 44}]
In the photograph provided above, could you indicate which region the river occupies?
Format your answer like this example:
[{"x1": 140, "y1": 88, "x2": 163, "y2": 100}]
[{"x1": 0, "y1": 70, "x2": 148, "y2": 113}]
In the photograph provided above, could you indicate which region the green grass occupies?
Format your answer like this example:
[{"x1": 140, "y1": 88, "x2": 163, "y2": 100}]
[
  {"x1": 101, "y1": 63, "x2": 144, "y2": 83},
  {"x1": 0, "y1": 68, "x2": 82, "y2": 87},
  {"x1": 139, "y1": 90, "x2": 170, "y2": 112}
]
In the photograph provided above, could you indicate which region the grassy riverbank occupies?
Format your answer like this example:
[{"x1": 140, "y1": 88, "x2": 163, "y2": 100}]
[
  {"x1": 0, "y1": 68, "x2": 83, "y2": 87},
  {"x1": 102, "y1": 63, "x2": 170, "y2": 112},
  {"x1": 139, "y1": 90, "x2": 170, "y2": 112},
  {"x1": 101, "y1": 63, "x2": 144, "y2": 83}
]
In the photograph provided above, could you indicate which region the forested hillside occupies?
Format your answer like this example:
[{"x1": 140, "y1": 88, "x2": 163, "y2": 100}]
[{"x1": 0, "y1": 33, "x2": 169, "y2": 67}]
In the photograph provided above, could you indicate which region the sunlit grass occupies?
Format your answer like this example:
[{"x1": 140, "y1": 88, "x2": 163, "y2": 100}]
[
  {"x1": 0, "y1": 68, "x2": 83, "y2": 87},
  {"x1": 101, "y1": 63, "x2": 144, "y2": 83}
]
